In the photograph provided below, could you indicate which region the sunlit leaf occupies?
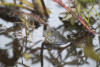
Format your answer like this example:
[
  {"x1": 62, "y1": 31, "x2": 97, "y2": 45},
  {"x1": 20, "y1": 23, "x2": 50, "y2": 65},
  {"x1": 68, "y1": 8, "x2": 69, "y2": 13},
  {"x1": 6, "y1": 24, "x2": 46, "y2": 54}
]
[
  {"x1": 93, "y1": 8, "x2": 100, "y2": 18},
  {"x1": 77, "y1": 3, "x2": 81, "y2": 13},
  {"x1": 70, "y1": 18, "x2": 75, "y2": 25},
  {"x1": 62, "y1": 14, "x2": 72, "y2": 21},
  {"x1": 19, "y1": 0, "x2": 34, "y2": 8},
  {"x1": 0, "y1": 2, "x2": 32, "y2": 11},
  {"x1": 46, "y1": 8, "x2": 51, "y2": 14},
  {"x1": 35, "y1": 0, "x2": 51, "y2": 16},
  {"x1": 84, "y1": 45, "x2": 100, "y2": 62},
  {"x1": 23, "y1": 53, "x2": 30, "y2": 60},
  {"x1": 79, "y1": 0, "x2": 95, "y2": 3}
]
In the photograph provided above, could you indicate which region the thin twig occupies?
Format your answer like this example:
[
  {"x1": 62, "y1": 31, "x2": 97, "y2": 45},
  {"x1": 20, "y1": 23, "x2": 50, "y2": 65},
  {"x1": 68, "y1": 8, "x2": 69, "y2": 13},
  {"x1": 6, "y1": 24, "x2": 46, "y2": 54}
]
[{"x1": 40, "y1": 43, "x2": 45, "y2": 67}]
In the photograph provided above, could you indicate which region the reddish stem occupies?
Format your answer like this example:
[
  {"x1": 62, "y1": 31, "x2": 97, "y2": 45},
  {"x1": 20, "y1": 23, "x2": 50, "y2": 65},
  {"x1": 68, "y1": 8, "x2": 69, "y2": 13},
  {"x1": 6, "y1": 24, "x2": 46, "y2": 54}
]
[{"x1": 53, "y1": 0, "x2": 96, "y2": 34}]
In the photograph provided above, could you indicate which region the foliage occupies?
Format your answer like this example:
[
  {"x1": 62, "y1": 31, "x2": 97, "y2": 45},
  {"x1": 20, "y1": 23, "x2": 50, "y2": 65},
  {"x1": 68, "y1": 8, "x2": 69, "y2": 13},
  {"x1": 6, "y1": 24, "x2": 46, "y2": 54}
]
[{"x1": 0, "y1": 0, "x2": 100, "y2": 67}]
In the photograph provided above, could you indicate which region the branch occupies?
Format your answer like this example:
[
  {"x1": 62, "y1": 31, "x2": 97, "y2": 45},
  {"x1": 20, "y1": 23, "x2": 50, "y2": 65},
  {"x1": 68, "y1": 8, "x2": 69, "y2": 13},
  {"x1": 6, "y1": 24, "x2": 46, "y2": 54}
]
[{"x1": 52, "y1": 0, "x2": 96, "y2": 34}]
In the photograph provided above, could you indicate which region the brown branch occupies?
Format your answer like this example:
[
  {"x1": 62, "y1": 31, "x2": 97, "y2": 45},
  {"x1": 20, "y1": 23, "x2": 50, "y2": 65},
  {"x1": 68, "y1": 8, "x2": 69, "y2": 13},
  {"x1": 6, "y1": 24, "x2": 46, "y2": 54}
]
[{"x1": 40, "y1": 0, "x2": 49, "y2": 18}]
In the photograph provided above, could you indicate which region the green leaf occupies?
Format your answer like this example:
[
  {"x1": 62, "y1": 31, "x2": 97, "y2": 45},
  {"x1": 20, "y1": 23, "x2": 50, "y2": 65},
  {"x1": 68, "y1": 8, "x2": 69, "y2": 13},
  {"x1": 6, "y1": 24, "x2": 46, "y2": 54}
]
[
  {"x1": 77, "y1": 3, "x2": 81, "y2": 13},
  {"x1": 84, "y1": 45, "x2": 100, "y2": 62},
  {"x1": 0, "y1": 2, "x2": 32, "y2": 11},
  {"x1": 19, "y1": 0, "x2": 34, "y2": 8},
  {"x1": 23, "y1": 53, "x2": 30, "y2": 60},
  {"x1": 70, "y1": 18, "x2": 75, "y2": 25},
  {"x1": 62, "y1": 14, "x2": 72, "y2": 21}
]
